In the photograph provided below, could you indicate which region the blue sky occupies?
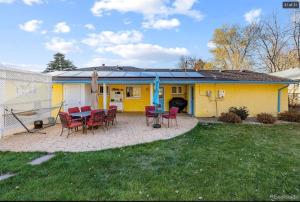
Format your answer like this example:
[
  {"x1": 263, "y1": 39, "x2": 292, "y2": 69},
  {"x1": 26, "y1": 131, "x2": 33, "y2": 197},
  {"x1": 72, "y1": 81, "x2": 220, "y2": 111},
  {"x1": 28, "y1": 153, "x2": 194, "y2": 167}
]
[{"x1": 0, "y1": 0, "x2": 296, "y2": 71}]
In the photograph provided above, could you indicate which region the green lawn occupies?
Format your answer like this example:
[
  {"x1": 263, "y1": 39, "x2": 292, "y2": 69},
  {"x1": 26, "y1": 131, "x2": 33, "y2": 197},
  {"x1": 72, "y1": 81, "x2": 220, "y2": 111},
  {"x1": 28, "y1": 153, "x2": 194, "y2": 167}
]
[{"x1": 0, "y1": 123, "x2": 300, "y2": 201}]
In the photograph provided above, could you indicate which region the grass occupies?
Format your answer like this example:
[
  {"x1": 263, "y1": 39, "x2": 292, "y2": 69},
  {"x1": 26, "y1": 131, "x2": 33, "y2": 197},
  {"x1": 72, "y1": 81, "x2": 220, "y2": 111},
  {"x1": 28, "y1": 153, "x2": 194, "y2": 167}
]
[{"x1": 0, "y1": 123, "x2": 300, "y2": 201}]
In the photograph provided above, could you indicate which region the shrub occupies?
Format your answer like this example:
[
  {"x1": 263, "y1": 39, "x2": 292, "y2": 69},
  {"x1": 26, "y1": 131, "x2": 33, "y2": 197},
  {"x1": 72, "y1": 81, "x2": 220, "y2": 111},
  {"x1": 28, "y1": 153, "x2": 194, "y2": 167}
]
[
  {"x1": 256, "y1": 113, "x2": 276, "y2": 124},
  {"x1": 229, "y1": 106, "x2": 249, "y2": 120},
  {"x1": 278, "y1": 111, "x2": 300, "y2": 122},
  {"x1": 218, "y1": 112, "x2": 242, "y2": 123}
]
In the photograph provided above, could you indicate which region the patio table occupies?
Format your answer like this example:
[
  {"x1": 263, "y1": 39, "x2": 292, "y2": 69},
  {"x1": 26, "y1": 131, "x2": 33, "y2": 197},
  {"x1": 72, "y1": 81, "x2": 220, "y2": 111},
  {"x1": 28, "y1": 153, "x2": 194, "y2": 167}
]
[
  {"x1": 149, "y1": 109, "x2": 166, "y2": 128},
  {"x1": 70, "y1": 110, "x2": 108, "y2": 133},
  {"x1": 70, "y1": 111, "x2": 91, "y2": 133}
]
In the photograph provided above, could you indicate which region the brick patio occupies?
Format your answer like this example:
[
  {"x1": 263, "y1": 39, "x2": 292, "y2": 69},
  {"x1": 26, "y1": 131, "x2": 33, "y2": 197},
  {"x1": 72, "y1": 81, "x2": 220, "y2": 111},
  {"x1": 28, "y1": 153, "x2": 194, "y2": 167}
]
[{"x1": 0, "y1": 113, "x2": 198, "y2": 152}]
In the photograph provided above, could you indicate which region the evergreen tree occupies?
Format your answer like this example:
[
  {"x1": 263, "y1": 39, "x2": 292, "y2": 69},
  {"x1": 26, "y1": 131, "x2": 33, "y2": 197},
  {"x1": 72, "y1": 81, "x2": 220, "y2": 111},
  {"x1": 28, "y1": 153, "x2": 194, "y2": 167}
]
[{"x1": 44, "y1": 53, "x2": 76, "y2": 72}]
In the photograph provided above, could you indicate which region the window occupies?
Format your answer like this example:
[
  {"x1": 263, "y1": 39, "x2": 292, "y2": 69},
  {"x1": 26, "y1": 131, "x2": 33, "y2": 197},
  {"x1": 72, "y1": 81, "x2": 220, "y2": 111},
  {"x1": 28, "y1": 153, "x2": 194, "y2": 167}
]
[
  {"x1": 171, "y1": 86, "x2": 183, "y2": 94},
  {"x1": 98, "y1": 85, "x2": 110, "y2": 95},
  {"x1": 126, "y1": 86, "x2": 141, "y2": 98},
  {"x1": 171, "y1": 87, "x2": 177, "y2": 94}
]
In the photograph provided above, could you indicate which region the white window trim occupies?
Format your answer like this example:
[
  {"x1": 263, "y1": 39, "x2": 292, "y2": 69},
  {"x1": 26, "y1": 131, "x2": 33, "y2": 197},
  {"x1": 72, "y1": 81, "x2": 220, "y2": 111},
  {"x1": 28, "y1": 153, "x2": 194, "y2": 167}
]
[
  {"x1": 171, "y1": 86, "x2": 183, "y2": 95},
  {"x1": 98, "y1": 85, "x2": 110, "y2": 95},
  {"x1": 125, "y1": 86, "x2": 141, "y2": 99}
]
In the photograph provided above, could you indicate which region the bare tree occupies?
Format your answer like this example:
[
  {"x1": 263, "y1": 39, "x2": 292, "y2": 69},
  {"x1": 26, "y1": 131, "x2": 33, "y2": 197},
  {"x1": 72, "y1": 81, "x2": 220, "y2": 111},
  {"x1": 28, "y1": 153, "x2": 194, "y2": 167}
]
[
  {"x1": 291, "y1": 11, "x2": 300, "y2": 67},
  {"x1": 177, "y1": 56, "x2": 198, "y2": 70},
  {"x1": 256, "y1": 13, "x2": 291, "y2": 72}
]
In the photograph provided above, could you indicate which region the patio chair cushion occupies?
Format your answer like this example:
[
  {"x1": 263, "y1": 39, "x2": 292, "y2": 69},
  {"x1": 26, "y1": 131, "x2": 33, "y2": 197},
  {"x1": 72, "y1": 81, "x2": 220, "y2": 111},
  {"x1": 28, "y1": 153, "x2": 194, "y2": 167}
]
[
  {"x1": 68, "y1": 107, "x2": 80, "y2": 114},
  {"x1": 81, "y1": 106, "x2": 91, "y2": 112},
  {"x1": 69, "y1": 121, "x2": 83, "y2": 128},
  {"x1": 145, "y1": 106, "x2": 155, "y2": 117},
  {"x1": 162, "y1": 107, "x2": 179, "y2": 119},
  {"x1": 87, "y1": 110, "x2": 105, "y2": 127}
]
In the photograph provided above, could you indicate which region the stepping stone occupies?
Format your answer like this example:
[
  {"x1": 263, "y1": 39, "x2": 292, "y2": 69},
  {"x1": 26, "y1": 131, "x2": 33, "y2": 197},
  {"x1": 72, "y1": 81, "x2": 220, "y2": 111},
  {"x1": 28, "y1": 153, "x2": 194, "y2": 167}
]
[
  {"x1": 0, "y1": 173, "x2": 16, "y2": 181},
  {"x1": 29, "y1": 154, "x2": 55, "y2": 165}
]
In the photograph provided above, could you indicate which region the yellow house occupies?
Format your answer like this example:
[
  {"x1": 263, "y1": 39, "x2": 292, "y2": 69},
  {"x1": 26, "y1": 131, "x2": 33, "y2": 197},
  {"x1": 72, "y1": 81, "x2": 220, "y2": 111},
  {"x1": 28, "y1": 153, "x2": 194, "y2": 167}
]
[{"x1": 50, "y1": 66, "x2": 295, "y2": 117}]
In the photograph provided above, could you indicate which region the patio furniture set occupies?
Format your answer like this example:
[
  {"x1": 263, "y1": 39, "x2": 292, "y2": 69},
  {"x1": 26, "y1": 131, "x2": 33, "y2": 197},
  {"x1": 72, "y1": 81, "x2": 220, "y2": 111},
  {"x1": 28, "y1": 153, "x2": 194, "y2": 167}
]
[
  {"x1": 58, "y1": 105, "x2": 117, "y2": 138},
  {"x1": 145, "y1": 106, "x2": 179, "y2": 128}
]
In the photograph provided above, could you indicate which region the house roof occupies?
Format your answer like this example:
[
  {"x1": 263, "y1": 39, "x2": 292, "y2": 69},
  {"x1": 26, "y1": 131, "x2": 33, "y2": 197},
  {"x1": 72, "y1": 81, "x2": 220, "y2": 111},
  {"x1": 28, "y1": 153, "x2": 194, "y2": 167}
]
[
  {"x1": 270, "y1": 68, "x2": 300, "y2": 80},
  {"x1": 50, "y1": 67, "x2": 295, "y2": 84}
]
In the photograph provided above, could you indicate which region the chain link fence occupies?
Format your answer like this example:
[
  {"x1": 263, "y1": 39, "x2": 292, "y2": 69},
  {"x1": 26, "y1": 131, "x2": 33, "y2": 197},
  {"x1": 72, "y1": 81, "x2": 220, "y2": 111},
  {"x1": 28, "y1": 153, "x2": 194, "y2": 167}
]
[{"x1": 0, "y1": 65, "x2": 52, "y2": 138}]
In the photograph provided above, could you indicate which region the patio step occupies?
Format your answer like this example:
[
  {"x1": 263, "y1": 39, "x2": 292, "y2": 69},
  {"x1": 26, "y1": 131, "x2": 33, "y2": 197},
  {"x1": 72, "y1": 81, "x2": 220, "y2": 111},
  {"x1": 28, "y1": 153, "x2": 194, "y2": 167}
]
[{"x1": 29, "y1": 154, "x2": 55, "y2": 165}]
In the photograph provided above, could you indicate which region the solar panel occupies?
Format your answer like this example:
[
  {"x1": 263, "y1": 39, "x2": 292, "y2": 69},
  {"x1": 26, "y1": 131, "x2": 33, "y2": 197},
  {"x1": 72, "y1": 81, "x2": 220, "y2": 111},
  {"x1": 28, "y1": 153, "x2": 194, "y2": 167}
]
[
  {"x1": 170, "y1": 72, "x2": 189, "y2": 77},
  {"x1": 97, "y1": 71, "x2": 112, "y2": 77},
  {"x1": 125, "y1": 72, "x2": 142, "y2": 77},
  {"x1": 59, "y1": 71, "x2": 82, "y2": 77},
  {"x1": 187, "y1": 72, "x2": 204, "y2": 78},
  {"x1": 75, "y1": 71, "x2": 94, "y2": 77},
  {"x1": 156, "y1": 72, "x2": 172, "y2": 77},
  {"x1": 140, "y1": 72, "x2": 156, "y2": 77},
  {"x1": 108, "y1": 71, "x2": 126, "y2": 77},
  {"x1": 53, "y1": 70, "x2": 205, "y2": 79}
]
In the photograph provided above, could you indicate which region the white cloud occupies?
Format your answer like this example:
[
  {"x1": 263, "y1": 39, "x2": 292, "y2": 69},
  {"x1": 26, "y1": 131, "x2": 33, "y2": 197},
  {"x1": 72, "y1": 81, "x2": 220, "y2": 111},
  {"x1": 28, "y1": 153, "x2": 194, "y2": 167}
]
[
  {"x1": 0, "y1": 0, "x2": 15, "y2": 3},
  {"x1": 19, "y1": 19, "x2": 43, "y2": 32},
  {"x1": 22, "y1": 0, "x2": 42, "y2": 6},
  {"x1": 82, "y1": 30, "x2": 143, "y2": 47},
  {"x1": 91, "y1": 0, "x2": 203, "y2": 22},
  {"x1": 45, "y1": 37, "x2": 80, "y2": 54},
  {"x1": 84, "y1": 24, "x2": 96, "y2": 30},
  {"x1": 0, "y1": 0, "x2": 43, "y2": 5},
  {"x1": 103, "y1": 43, "x2": 189, "y2": 61},
  {"x1": 54, "y1": 22, "x2": 71, "y2": 33},
  {"x1": 207, "y1": 41, "x2": 216, "y2": 49},
  {"x1": 244, "y1": 8, "x2": 262, "y2": 24},
  {"x1": 142, "y1": 18, "x2": 180, "y2": 29}
]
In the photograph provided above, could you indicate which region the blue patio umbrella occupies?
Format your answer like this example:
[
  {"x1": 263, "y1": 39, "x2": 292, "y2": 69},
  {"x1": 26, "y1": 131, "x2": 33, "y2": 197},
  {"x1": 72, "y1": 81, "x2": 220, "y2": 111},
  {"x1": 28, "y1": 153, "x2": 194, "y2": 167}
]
[{"x1": 153, "y1": 75, "x2": 160, "y2": 107}]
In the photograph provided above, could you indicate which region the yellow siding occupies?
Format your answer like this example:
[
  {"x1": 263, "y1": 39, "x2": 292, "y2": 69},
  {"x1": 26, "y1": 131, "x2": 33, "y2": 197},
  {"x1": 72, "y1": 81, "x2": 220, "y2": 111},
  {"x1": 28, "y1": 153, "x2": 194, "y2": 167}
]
[
  {"x1": 52, "y1": 82, "x2": 289, "y2": 117},
  {"x1": 162, "y1": 85, "x2": 187, "y2": 111},
  {"x1": 98, "y1": 84, "x2": 151, "y2": 112},
  {"x1": 51, "y1": 84, "x2": 63, "y2": 116},
  {"x1": 194, "y1": 83, "x2": 288, "y2": 117}
]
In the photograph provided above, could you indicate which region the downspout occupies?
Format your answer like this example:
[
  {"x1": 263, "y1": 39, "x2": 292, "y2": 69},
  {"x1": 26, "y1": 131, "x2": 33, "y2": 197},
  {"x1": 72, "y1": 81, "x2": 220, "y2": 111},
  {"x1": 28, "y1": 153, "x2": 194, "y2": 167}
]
[{"x1": 277, "y1": 85, "x2": 289, "y2": 113}]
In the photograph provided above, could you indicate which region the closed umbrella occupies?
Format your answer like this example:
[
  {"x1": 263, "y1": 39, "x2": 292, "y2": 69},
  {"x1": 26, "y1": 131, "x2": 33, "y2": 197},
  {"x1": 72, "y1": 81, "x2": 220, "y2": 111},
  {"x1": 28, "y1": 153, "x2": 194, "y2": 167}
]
[
  {"x1": 91, "y1": 70, "x2": 98, "y2": 110},
  {"x1": 153, "y1": 75, "x2": 160, "y2": 108}
]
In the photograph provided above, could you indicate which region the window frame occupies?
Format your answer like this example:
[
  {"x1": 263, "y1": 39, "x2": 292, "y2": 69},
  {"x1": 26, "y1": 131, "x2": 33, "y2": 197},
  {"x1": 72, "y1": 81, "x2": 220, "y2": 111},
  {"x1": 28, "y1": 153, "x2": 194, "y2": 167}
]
[
  {"x1": 125, "y1": 86, "x2": 141, "y2": 99},
  {"x1": 171, "y1": 86, "x2": 183, "y2": 95},
  {"x1": 98, "y1": 85, "x2": 110, "y2": 95}
]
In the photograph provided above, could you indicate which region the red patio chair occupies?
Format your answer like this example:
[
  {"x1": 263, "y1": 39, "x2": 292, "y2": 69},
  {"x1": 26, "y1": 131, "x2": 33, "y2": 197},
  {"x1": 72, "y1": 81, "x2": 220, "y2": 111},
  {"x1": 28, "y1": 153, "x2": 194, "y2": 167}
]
[
  {"x1": 80, "y1": 105, "x2": 91, "y2": 112},
  {"x1": 59, "y1": 112, "x2": 83, "y2": 138},
  {"x1": 162, "y1": 107, "x2": 179, "y2": 128},
  {"x1": 68, "y1": 107, "x2": 80, "y2": 114},
  {"x1": 109, "y1": 105, "x2": 117, "y2": 123},
  {"x1": 145, "y1": 106, "x2": 155, "y2": 126},
  {"x1": 105, "y1": 109, "x2": 116, "y2": 126},
  {"x1": 109, "y1": 105, "x2": 117, "y2": 110},
  {"x1": 68, "y1": 107, "x2": 81, "y2": 120},
  {"x1": 86, "y1": 110, "x2": 106, "y2": 134}
]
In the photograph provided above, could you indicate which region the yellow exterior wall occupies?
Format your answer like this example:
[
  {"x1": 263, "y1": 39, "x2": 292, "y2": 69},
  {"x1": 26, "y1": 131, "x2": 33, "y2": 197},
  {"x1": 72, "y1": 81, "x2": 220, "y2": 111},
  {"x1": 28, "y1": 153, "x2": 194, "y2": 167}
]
[
  {"x1": 51, "y1": 84, "x2": 63, "y2": 116},
  {"x1": 194, "y1": 83, "x2": 288, "y2": 117},
  {"x1": 98, "y1": 84, "x2": 151, "y2": 112},
  {"x1": 52, "y1": 82, "x2": 289, "y2": 116},
  {"x1": 162, "y1": 85, "x2": 187, "y2": 111}
]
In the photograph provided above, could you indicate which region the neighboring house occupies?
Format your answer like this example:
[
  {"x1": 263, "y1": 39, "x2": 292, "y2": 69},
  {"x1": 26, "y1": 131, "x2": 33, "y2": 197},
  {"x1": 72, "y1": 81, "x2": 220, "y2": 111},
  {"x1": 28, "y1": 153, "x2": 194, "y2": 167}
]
[
  {"x1": 271, "y1": 68, "x2": 300, "y2": 106},
  {"x1": 49, "y1": 66, "x2": 295, "y2": 117}
]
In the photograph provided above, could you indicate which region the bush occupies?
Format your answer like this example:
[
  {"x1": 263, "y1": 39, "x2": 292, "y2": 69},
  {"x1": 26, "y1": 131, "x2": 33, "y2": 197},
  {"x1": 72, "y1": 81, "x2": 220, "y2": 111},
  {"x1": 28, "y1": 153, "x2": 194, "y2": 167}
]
[
  {"x1": 218, "y1": 112, "x2": 242, "y2": 123},
  {"x1": 229, "y1": 106, "x2": 249, "y2": 120},
  {"x1": 278, "y1": 111, "x2": 300, "y2": 122},
  {"x1": 256, "y1": 113, "x2": 276, "y2": 124}
]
